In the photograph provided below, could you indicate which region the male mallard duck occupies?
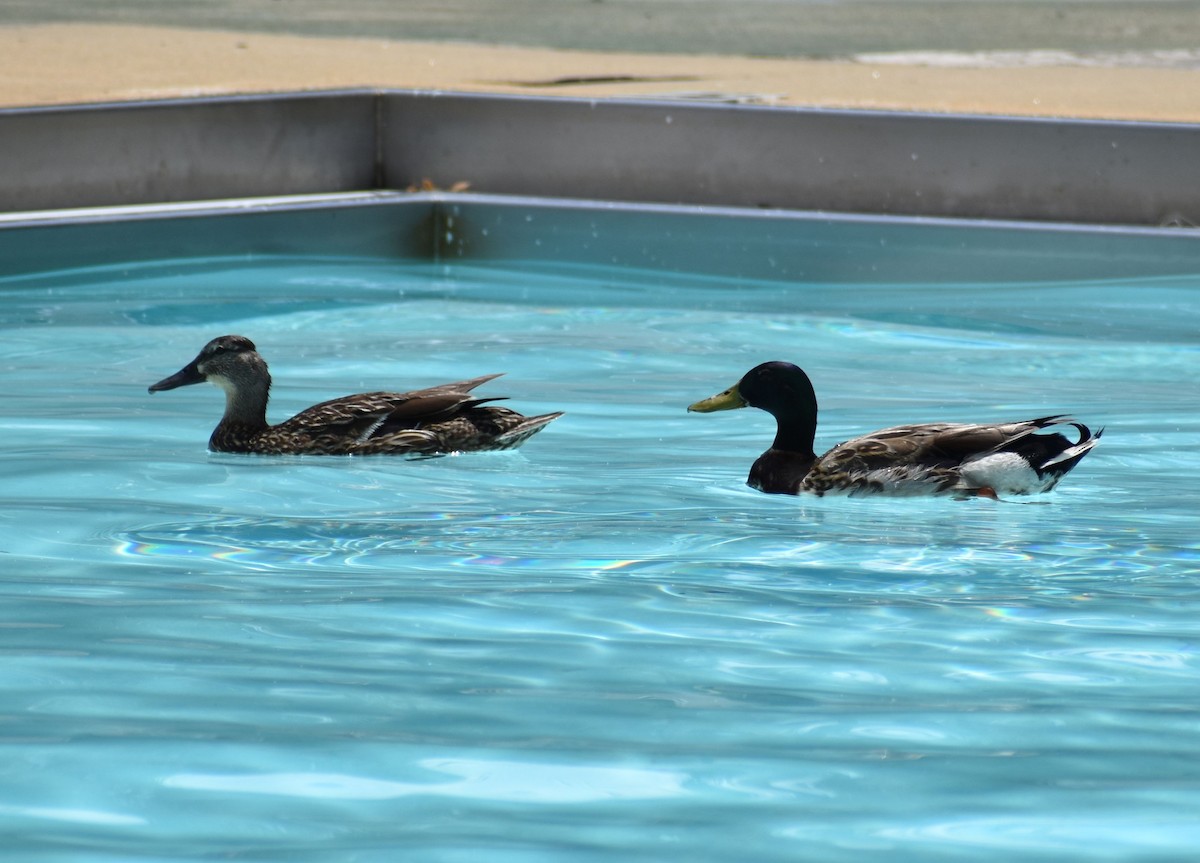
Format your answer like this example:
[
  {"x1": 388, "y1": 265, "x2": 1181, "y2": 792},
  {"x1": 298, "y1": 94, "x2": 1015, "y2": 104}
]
[
  {"x1": 149, "y1": 335, "x2": 562, "y2": 455},
  {"x1": 688, "y1": 361, "x2": 1101, "y2": 497}
]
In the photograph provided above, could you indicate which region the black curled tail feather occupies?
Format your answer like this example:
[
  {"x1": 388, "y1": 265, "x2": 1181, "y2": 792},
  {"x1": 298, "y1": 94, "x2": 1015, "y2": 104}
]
[{"x1": 1037, "y1": 419, "x2": 1102, "y2": 475}]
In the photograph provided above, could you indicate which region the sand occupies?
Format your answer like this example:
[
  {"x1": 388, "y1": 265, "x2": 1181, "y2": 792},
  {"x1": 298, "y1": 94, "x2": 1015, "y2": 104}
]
[{"x1": 2, "y1": 23, "x2": 1199, "y2": 122}]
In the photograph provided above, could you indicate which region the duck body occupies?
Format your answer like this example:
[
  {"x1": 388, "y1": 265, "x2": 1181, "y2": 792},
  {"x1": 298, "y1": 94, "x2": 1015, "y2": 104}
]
[
  {"x1": 689, "y1": 361, "x2": 1101, "y2": 498},
  {"x1": 149, "y1": 335, "x2": 562, "y2": 456}
]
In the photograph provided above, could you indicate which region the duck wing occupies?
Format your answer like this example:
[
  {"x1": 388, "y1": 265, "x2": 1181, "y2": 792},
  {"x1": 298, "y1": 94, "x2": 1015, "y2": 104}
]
[
  {"x1": 272, "y1": 374, "x2": 507, "y2": 454},
  {"x1": 801, "y1": 422, "x2": 971, "y2": 494},
  {"x1": 804, "y1": 416, "x2": 1099, "y2": 495}
]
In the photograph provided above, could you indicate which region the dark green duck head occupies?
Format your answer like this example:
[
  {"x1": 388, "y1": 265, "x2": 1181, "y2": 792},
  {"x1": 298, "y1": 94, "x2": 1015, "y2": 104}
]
[
  {"x1": 688, "y1": 361, "x2": 820, "y2": 494},
  {"x1": 148, "y1": 335, "x2": 271, "y2": 428}
]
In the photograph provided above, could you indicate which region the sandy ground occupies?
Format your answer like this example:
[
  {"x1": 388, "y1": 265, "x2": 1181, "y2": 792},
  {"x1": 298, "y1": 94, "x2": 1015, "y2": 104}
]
[{"x1": 1, "y1": 23, "x2": 1199, "y2": 122}]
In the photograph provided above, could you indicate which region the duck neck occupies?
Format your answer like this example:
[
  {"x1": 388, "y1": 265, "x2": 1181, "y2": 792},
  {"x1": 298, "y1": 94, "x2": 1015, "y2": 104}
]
[
  {"x1": 216, "y1": 376, "x2": 270, "y2": 430},
  {"x1": 771, "y1": 402, "x2": 818, "y2": 458}
]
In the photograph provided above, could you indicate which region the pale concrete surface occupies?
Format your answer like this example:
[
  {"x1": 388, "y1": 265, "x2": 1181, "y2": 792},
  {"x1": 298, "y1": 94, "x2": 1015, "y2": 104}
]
[{"x1": 1, "y1": 2, "x2": 1199, "y2": 120}]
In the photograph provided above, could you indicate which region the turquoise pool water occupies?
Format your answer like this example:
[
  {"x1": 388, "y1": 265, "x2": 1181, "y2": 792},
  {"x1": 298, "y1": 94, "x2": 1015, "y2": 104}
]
[{"x1": 1, "y1": 237, "x2": 1199, "y2": 861}]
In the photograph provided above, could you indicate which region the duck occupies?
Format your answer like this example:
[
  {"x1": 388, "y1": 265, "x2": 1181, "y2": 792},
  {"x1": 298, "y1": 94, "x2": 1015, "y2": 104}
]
[
  {"x1": 688, "y1": 361, "x2": 1101, "y2": 497},
  {"x1": 148, "y1": 335, "x2": 562, "y2": 455}
]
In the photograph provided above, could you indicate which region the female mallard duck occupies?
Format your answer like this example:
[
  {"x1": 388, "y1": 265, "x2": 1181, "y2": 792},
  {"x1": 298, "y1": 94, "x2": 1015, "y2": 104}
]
[
  {"x1": 688, "y1": 361, "x2": 1101, "y2": 497},
  {"x1": 148, "y1": 335, "x2": 562, "y2": 455}
]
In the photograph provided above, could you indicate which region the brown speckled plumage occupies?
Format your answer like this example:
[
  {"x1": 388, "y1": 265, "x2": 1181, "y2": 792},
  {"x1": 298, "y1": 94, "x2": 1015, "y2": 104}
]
[
  {"x1": 149, "y1": 335, "x2": 561, "y2": 455},
  {"x1": 689, "y1": 361, "x2": 1101, "y2": 498}
]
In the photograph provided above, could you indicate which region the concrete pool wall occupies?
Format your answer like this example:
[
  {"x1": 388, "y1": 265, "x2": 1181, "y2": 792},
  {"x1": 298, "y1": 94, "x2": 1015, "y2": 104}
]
[{"x1": 2, "y1": 89, "x2": 1199, "y2": 227}]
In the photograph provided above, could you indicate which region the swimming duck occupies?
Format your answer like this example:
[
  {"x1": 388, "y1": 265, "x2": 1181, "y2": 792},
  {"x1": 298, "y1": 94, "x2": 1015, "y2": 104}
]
[
  {"x1": 148, "y1": 335, "x2": 562, "y2": 455},
  {"x1": 688, "y1": 361, "x2": 1101, "y2": 497}
]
